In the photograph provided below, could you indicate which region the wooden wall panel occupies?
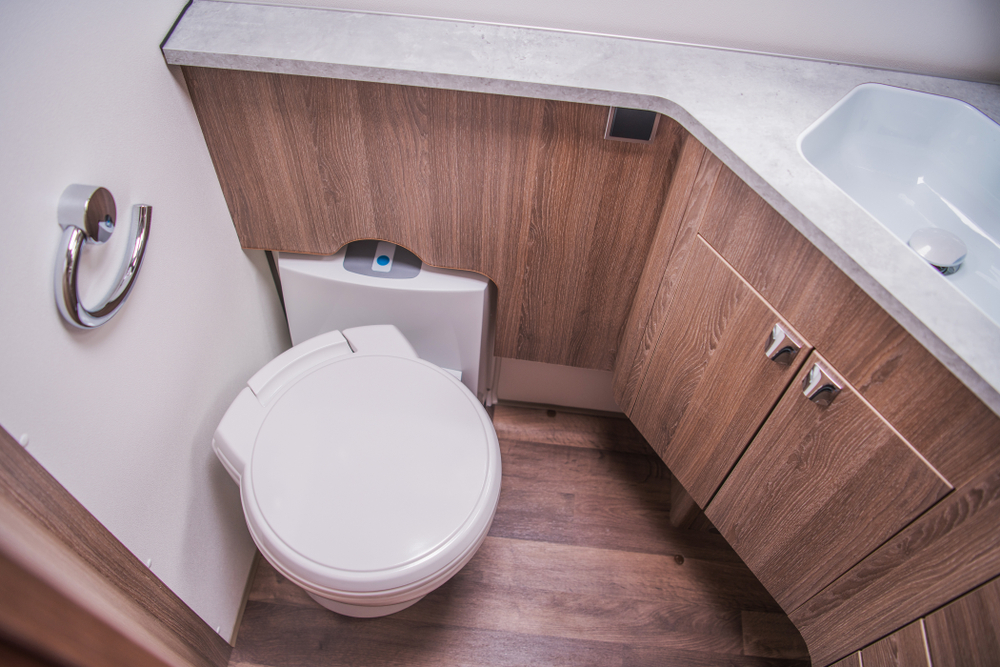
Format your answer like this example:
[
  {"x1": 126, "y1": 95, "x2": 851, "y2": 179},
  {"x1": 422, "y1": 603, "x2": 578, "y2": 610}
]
[
  {"x1": 0, "y1": 426, "x2": 230, "y2": 667},
  {"x1": 707, "y1": 355, "x2": 951, "y2": 614},
  {"x1": 613, "y1": 144, "x2": 725, "y2": 412},
  {"x1": 924, "y1": 576, "x2": 1000, "y2": 666},
  {"x1": 183, "y1": 67, "x2": 686, "y2": 371},
  {"x1": 861, "y1": 621, "x2": 930, "y2": 667},
  {"x1": 790, "y1": 466, "x2": 1000, "y2": 666},
  {"x1": 697, "y1": 166, "x2": 1000, "y2": 488},
  {"x1": 628, "y1": 237, "x2": 809, "y2": 507}
]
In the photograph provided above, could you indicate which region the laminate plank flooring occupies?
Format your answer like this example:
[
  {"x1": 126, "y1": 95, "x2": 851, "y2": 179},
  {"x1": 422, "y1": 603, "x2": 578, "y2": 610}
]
[{"x1": 230, "y1": 405, "x2": 810, "y2": 666}]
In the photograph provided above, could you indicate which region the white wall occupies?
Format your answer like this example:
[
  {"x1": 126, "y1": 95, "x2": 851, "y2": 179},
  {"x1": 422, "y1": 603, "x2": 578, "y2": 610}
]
[
  {"x1": 236, "y1": 0, "x2": 1000, "y2": 83},
  {"x1": 0, "y1": 1, "x2": 289, "y2": 642}
]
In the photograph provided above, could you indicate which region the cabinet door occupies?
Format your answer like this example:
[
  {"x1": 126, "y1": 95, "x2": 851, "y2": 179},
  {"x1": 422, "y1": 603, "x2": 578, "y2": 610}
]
[
  {"x1": 628, "y1": 236, "x2": 809, "y2": 507},
  {"x1": 706, "y1": 356, "x2": 952, "y2": 613}
]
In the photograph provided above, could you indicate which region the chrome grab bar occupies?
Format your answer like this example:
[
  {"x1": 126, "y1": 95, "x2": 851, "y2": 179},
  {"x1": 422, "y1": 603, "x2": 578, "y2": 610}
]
[{"x1": 54, "y1": 184, "x2": 151, "y2": 329}]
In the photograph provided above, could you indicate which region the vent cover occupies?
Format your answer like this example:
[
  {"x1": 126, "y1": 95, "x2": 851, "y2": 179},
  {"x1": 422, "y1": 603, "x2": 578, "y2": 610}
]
[{"x1": 605, "y1": 107, "x2": 659, "y2": 143}]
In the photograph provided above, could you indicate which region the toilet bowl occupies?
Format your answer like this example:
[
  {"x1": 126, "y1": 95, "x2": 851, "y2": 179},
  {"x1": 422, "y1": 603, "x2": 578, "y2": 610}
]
[{"x1": 213, "y1": 324, "x2": 501, "y2": 617}]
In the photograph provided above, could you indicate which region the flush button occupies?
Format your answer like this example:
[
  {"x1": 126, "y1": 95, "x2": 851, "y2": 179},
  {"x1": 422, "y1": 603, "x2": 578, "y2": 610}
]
[{"x1": 371, "y1": 241, "x2": 396, "y2": 273}]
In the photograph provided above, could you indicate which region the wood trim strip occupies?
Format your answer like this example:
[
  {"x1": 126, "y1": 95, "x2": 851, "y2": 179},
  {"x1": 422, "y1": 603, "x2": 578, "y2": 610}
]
[{"x1": 0, "y1": 426, "x2": 230, "y2": 667}]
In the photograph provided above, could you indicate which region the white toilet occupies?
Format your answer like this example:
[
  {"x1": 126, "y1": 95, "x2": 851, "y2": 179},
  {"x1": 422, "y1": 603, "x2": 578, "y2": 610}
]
[{"x1": 213, "y1": 242, "x2": 501, "y2": 617}]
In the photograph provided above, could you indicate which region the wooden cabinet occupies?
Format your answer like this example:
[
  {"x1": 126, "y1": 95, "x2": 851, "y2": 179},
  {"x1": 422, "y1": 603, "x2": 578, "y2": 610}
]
[
  {"x1": 624, "y1": 232, "x2": 951, "y2": 616},
  {"x1": 696, "y1": 168, "x2": 1000, "y2": 490},
  {"x1": 628, "y1": 236, "x2": 810, "y2": 507},
  {"x1": 707, "y1": 356, "x2": 950, "y2": 612},
  {"x1": 182, "y1": 67, "x2": 691, "y2": 372},
  {"x1": 616, "y1": 152, "x2": 1000, "y2": 664}
]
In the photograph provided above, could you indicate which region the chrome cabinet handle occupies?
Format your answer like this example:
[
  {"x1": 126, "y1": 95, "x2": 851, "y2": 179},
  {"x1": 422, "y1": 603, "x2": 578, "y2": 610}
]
[
  {"x1": 54, "y1": 184, "x2": 151, "y2": 329},
  {"x1": 802, "y1": 362, "x2": 842, "y2": 407},
  {"x1": 764, "y1": 323, "x2": 801, "y2": 366}
]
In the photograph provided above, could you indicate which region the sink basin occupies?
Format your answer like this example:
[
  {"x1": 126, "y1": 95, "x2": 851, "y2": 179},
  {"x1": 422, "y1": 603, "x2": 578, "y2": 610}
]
[{"x1": 799, "y1": 83, "x2": 1000, "y2": 325}]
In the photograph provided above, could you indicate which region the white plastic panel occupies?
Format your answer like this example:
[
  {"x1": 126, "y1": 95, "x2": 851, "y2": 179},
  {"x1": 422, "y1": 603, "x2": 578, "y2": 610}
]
[
  {"x1": 212, "y1": 387, "x2": 267, "y2": 483},
  {"x1": 278, "y1": 249, "x2": 492, "y2": 401},
  {"x1": 342, "y1": 324, "x2": 418, "y2": 358},
  {"x1": 248, "y1": 329, "x2": 353, "y2": 406}
]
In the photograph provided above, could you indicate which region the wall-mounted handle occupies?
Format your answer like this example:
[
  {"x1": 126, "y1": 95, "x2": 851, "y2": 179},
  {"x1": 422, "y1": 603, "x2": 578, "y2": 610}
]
[
  {"x1": 54, "y1": 184, "x2": 151, "y2": 329},
  {"x1": 764, "y1": 323, "x2": 801, "y2": 366},
  {"x1": 802, "y1": 362, "x2": 842, "y2": 407}
]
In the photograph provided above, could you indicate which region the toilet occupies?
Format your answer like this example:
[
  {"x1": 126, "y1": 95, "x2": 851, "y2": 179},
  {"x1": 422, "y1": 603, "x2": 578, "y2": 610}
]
[{"x1": 213, "y1": 242, "x2": 501, "y2": 618}]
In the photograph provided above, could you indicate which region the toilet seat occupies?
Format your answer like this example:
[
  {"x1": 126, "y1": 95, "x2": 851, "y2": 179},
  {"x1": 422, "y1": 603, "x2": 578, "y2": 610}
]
[{"x1": 238, "y1": 351, "x2": 501, "y2": 602}]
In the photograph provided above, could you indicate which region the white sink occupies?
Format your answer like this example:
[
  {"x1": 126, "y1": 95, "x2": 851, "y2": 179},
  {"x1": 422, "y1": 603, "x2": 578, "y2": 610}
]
[{"x1": 799, "y1": 83, "x2": 1000, "y2": 325}]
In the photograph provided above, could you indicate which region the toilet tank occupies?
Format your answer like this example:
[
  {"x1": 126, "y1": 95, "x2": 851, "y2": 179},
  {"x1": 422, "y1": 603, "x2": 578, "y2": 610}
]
[{"x1": 278, "y1": 241, "x2": 495, "y2": 403}]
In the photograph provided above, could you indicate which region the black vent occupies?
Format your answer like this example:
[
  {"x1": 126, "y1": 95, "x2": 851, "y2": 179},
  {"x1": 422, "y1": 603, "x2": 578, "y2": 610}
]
[{"x1": 605, "y1": 108, "x2": 659, "y2": 143}]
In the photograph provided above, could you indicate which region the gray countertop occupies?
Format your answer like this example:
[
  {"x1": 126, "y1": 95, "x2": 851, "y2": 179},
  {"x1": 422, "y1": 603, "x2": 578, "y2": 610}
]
[{"x1": 163, "y1": 0, "x2": 1000, "y2": 415}]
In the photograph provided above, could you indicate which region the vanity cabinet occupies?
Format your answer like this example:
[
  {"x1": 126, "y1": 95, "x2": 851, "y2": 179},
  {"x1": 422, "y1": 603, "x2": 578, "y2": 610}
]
[
  {"x1": 617, "y1": 153, "x2": 1000, "y2": 664},
  {"x1": 625, "y1": 233, "x2": 951, "y2": 614},
  {"x1": 627, "y1": 236, "x2": 811, "y2": 507},
  {"x1": 706, "y1": 355, "x2": 950, "y2": 612}
]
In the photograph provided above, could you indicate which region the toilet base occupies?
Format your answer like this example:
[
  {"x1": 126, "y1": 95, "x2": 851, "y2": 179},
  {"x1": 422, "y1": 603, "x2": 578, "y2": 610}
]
[{"x1": 306, "y1": 591, "x2": 425, "y2": 618}]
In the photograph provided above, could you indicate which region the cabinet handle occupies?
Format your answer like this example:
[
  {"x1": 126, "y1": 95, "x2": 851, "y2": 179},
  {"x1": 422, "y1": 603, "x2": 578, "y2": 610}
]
[
  {"x1": 802, "y1": 363, "x2": 842, "y2": 407},
  {"x1": 764, "y1": 323, "x2": 801, "y2": 366}
]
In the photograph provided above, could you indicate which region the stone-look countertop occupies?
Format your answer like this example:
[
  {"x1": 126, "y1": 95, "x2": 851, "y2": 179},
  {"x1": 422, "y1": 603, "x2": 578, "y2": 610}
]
[{"x1": 163, "y1": 0, "x2": 1000, "y2": 415}]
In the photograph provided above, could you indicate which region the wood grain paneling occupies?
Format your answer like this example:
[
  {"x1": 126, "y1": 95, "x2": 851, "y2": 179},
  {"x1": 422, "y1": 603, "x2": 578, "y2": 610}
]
[
  {"x1": 230, "y1": 405, "x2": 808, "y2": 667},
  {"x1": 741, "y1": 611, "x2": 810, "y2": 660},
  {"x1": 0, "y1": 506, "x2": 180, "y2": 667},
  {"x1": 707, "y1": 354, "x2": 951, "y2": 614},
  {"x1": 670, "y1": 472, "x2": 713, "y2": 531},
  {"x1": 613, "y1": 137, "x2": 716, "y2": 410},
  {"x1": 861, "y1": 621, "x2": 930, "y2": 667},
  {"x1": 829, "y1": 653, "x2": 861, "y2": 667},
  {"x1": 789, "y1": 466, "x2": 1000, "y2": 666},
  {"x1": 924, "y1": 576, "x2": 1000, "y2": 667},
  {"x1": 0, "y1": 426, "x2": 229, "y2": 667},
  {"x1": 183, "y1": 67, "x2": 687, "y2": 371},
  {"x1": 628, "y1": 237, "x2": 810, "y2": 507},
  {"x1": 614, "y1": 147, "x2": 726, "y2": 412},
  {"x1": 697, "y1": 167, "x2": 1000, "y2": 488}
]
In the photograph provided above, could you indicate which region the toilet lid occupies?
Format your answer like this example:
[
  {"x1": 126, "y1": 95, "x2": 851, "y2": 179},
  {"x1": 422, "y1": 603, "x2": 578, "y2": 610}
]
[{"x1": 243, "y1": 353, "x2": 498, "y2": 592}]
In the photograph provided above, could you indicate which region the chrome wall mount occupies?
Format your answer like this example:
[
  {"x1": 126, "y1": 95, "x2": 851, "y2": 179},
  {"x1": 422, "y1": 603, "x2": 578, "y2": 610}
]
[{"x1": 55, "y1": 184, "x2": 151, "y2": 329}]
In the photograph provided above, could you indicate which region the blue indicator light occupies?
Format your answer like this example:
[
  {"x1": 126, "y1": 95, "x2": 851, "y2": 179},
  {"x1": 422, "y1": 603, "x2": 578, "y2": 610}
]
[{"x1": 376, "y1": 255, "x2": 390, "y2": 266}]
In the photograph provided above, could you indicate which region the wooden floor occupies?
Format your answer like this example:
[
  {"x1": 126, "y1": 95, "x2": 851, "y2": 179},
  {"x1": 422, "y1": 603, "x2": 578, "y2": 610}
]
[{"x1": 230, "y1": 405, "x2": 810, "y2": 667}]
